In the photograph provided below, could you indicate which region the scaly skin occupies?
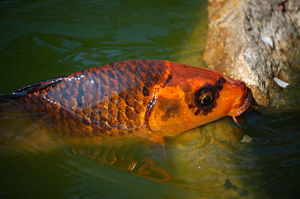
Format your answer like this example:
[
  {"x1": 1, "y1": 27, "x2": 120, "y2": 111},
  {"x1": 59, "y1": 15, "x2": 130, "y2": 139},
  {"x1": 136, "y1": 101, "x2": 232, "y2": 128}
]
[{"x1": 1, "y1": 60, "x2": 251, "y2": 142}]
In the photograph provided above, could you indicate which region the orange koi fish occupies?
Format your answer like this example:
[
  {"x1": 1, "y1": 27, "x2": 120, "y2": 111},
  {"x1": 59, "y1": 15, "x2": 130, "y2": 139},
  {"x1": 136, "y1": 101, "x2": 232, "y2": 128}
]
[{"x1": 0, "y1": 60, "x2": 251, "y2": 143}]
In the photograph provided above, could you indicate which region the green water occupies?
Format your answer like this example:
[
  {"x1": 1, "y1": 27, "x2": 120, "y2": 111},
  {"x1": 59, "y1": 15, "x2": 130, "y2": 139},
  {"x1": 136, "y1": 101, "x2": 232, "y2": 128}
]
[{"x1": 0, "y1": 0, "x2": 300, "y2": 198}]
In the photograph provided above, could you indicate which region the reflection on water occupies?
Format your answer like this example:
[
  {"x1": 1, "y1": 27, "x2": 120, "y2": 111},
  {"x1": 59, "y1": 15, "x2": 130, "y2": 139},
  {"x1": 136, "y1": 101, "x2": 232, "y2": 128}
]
[{"x1": 0, "y1": 0, "x2": 300, "y2": 199}]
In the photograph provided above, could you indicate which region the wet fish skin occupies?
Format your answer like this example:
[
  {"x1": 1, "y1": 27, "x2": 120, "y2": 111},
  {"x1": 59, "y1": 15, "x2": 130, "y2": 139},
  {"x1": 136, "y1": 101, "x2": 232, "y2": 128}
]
[{"x1": 0, "y1": 60, "x2": 251, "y2": 142}]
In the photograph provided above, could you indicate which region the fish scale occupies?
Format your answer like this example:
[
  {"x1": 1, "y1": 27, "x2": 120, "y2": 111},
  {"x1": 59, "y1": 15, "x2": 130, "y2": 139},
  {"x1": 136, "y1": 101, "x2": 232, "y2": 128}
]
[{"x1": 9, "y1": 60, "x2": 169, "y2": 137}]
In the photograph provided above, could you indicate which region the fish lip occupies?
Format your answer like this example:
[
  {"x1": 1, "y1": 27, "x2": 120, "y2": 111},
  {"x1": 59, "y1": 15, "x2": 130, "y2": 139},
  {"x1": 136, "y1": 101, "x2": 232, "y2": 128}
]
[{"x1": 233, "y1": 89, "x2": 252, "y2": 116}]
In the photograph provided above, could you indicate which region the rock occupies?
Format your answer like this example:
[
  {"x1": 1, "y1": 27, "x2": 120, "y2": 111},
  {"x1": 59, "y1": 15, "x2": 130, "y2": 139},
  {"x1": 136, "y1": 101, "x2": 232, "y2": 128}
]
[{"x1": 203, "y1": 0, "x2": 300, "y2": 108}]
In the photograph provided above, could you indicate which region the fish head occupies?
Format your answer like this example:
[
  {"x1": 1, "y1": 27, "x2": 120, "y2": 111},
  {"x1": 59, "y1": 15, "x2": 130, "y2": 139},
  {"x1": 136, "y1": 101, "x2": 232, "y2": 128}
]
[{"x1": 147, "y1": 61, "x2": 251, "y2": 136}]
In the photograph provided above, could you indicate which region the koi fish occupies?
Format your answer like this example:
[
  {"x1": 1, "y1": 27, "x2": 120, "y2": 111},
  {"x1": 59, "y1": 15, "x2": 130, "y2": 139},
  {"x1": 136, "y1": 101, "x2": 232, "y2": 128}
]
[{"x1": 0, "y1": 60, "x2": 251, "y2": 143}]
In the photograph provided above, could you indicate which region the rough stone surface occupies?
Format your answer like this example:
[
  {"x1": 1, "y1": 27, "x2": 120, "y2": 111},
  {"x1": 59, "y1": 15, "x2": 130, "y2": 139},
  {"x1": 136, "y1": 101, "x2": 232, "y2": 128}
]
[{"x1": 203, "y1": 0, "x2": 300, "y2": 107}]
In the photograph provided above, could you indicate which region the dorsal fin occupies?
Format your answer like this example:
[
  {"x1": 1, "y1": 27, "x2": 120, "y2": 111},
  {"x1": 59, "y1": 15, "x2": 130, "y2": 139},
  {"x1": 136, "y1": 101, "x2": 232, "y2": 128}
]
[{"x1": 0, "y1": 76, "x2": 65, "y2": 101}]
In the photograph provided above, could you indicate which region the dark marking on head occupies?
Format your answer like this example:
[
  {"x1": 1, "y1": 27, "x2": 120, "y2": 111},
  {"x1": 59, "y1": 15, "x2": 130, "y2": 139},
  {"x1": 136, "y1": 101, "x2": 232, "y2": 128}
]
[
  {"x1": 188, "y1": 103, "x2": 195, "y2": 109},
  {"x1": 194, "y1": 109, "x2": 201, "y2": 116},
  {"x1": 142, "y1": 86, "x2": 150, "y2": 96},
  {"x1": 181, "y1": 83, "x2": 192, "y2": 93},
  {"x1": 158, "y1": 97, "x2": 181, "y2": 121},
  {"x1": 192, "y1": 83, "x2": 220, "y2": 115},
  {"x1": 215, "y1": 77, "x2": 226, "y2": 90}
]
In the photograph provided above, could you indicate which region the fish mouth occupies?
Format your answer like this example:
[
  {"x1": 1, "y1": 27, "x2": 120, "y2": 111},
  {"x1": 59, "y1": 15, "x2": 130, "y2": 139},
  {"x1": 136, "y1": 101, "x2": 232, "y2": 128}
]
[
  {"x1": 232, "y1": 88, "x2": 252, "y2": 117},
  {"x1": 230, "y1": 88, "x2": 252, "y2": 125}
]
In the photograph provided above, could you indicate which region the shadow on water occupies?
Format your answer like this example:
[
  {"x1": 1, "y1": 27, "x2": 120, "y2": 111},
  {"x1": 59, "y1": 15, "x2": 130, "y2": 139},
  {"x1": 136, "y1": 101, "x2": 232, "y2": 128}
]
[{"x1": 242, "y1": 109, "x2": 300, "y2": 199}]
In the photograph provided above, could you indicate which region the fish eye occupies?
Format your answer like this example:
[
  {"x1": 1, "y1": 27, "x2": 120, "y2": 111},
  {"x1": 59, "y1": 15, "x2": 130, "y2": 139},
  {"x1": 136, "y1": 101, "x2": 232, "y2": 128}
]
[
  {"x1": 198, "y1": 92, "x2": 214, "y2": 106},
  {"x1": 193, "y1": 84, "x2": 219, "y2": 115}
]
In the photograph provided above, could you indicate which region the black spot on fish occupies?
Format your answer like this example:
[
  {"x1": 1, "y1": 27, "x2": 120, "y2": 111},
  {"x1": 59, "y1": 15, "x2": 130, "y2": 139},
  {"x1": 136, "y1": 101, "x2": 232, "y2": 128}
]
[
  {"x1": 162, "y1": 74, "x2": 172, "y2": 88},
  {"x1": 142, "y1": 86, "x2": 150, "y2": 96},
  {"x1": 158, "y1": 97, "x2": 181, "y2": 121},
  {"x1": 188, "y1": 104, "x2": 195, "y2": 109},
  {"x1": 215, "y1": 77, "x2": 226, "y2": 90},
  {"x1": 194, "y1": 109, "x2": 200, "y2": 116}
]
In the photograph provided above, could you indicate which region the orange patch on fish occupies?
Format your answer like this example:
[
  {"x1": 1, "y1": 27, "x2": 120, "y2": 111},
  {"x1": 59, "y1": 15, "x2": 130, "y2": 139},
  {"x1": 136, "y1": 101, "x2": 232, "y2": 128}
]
[{"x1": 0, "y1": 60, "x2": 251, "y2": 143}]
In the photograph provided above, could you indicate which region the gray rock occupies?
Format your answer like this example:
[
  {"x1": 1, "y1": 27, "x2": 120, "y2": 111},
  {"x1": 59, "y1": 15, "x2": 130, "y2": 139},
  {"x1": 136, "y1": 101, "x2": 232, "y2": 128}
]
[{"x1": 203, "y1": 0, "x2": 300, "y2": 108}]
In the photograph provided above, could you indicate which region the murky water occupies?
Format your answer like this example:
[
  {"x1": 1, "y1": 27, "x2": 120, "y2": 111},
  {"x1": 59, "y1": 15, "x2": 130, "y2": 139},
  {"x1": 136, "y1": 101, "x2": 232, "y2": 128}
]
[{"x1": 0, "y1": 1, "x2": 300, "y2": 199}]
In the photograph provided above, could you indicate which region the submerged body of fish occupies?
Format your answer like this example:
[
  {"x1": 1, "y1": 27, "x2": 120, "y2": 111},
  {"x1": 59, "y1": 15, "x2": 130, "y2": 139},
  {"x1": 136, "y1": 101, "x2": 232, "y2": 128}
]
[{"x1": 0, "y1": 60, "x2": 251, "y2": 143}]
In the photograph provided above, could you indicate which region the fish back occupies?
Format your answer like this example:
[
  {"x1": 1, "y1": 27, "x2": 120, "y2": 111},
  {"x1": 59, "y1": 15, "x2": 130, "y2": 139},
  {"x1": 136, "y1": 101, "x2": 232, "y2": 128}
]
[{"x1": 5, "y1": 60, "x2": 170, "y2": 137}]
